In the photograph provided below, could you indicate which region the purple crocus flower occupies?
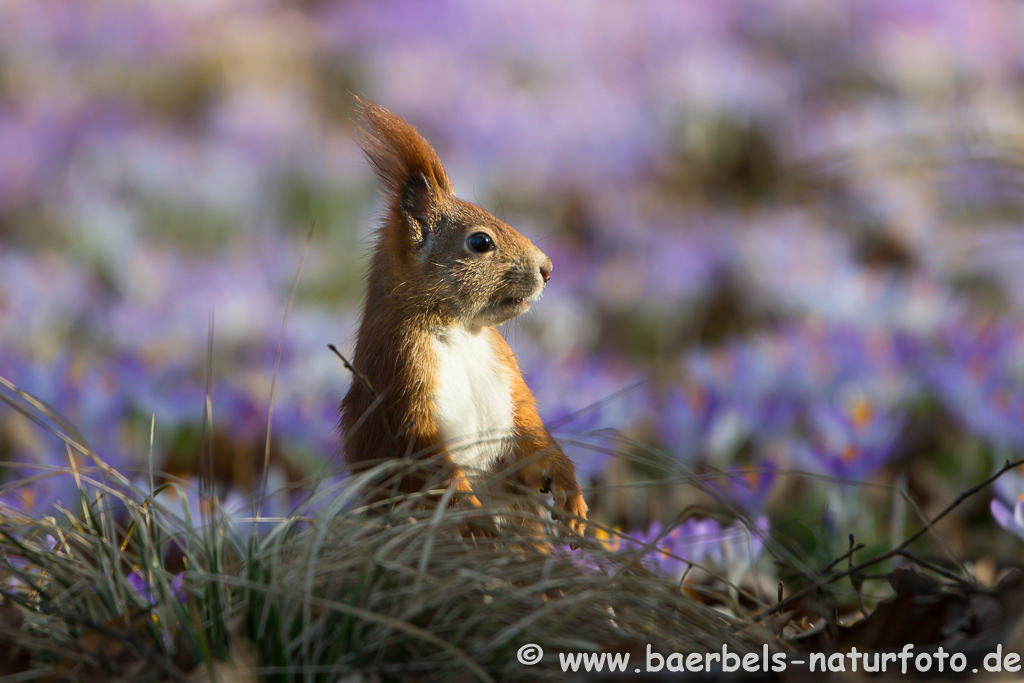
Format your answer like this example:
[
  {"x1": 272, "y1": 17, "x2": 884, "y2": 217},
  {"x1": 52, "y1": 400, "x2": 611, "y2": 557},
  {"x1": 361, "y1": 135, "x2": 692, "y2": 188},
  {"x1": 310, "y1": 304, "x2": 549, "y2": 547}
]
[
  {"x1": 705, "y1": 462, "x2": 777, "y2": 516},
  {"x1": 126, "y1": 569, "x2": 187, "y2": 604},
  {"x1": 600, "y1": 516, "x2": 770, "y2": 579},
  {"x1": 664, "y1": 341, "x2": 800, "y2": 465},
  {"x1": 792, "y1": 395, "x2": 905, "y2": 481},
  {"x1": 991, "y1": 466, "x2": 1024, "y2": 541},
  {"x1": 926, "y1": 322, "x2": 1024, "y2": 449},
  {"x1": 631, "y1": 519, "x2": 726, "y2": 575},
  {"x1": 660, "y1": 385, "x2": 717, "y2": 462}
]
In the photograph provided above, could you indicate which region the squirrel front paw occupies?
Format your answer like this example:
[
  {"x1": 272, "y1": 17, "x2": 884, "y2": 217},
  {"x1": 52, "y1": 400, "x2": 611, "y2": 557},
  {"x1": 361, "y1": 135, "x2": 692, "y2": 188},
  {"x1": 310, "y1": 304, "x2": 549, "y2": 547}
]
[
  {"x1": 539, "y1": 474, "x2": 588, "y2": 539},
  {"x1": 451, "y1": 470, "x2": 482, "y2": 508},
  {"x1": 559, "y1": 491, "x2": 588, "y2": 538}
]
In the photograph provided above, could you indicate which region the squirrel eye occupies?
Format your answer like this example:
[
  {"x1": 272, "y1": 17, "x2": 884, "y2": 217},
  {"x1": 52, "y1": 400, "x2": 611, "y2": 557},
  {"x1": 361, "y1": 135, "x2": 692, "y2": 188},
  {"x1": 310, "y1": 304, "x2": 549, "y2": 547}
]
[{"x1": 466, "y1": 231, "x2": 495, "y2": 254}]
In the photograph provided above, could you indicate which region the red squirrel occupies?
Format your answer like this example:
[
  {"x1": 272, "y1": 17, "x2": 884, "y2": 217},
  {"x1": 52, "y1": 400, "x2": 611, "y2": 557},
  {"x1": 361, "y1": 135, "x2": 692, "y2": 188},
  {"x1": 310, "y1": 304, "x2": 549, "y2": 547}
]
[{"x1": 340, "y1": 99, "x2": 587, "y2": 538}]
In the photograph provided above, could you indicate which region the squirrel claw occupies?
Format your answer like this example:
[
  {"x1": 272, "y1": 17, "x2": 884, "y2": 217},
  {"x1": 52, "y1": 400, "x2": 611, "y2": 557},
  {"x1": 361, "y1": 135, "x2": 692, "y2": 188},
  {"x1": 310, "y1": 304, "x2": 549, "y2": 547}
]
[{"x1": 557, "y1": 492, "x2": 588, "y2": 540}]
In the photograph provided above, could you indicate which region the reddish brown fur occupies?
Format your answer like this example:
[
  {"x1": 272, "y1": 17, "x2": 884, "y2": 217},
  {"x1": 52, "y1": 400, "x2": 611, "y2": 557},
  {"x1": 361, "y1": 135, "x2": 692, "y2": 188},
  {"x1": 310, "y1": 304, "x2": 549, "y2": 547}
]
[{"x1": 340, "y1": 98, "x2": 587, "y2": 536}]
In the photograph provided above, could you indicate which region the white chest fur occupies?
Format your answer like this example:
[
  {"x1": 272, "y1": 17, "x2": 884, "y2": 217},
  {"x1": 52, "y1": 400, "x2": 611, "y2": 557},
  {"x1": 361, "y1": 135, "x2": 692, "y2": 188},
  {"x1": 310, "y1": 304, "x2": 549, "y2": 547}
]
[{"x1": 431, "y1": 327, "x2": 514, "y2": 477}]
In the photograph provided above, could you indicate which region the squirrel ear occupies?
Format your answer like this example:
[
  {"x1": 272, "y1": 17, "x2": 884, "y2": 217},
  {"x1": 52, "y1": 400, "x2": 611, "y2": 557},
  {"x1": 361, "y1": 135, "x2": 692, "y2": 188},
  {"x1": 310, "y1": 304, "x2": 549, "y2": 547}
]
[
  {"x1": 354, "y1": 97, "x2": 454, "y2": 247},
  {"x1": 401, "y1": 172, "x2": 434, "y2": 245}
]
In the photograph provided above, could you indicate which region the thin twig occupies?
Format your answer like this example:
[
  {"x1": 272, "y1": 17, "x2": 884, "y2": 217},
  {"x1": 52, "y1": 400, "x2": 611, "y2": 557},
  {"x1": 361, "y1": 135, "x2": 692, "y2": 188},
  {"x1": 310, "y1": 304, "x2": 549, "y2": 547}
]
[
  {"x1": 849, "y1": 533, "x2": 867, "y2": 617},
  {"x1": 822, "y1": 541, "x2": 867, "y2": 575},
  {"x1": 328, "y1": 344, "x2": 378, "y2": 398},
  {"x1": 894, "y1": 549, "x2": 980, "y2": 588}
]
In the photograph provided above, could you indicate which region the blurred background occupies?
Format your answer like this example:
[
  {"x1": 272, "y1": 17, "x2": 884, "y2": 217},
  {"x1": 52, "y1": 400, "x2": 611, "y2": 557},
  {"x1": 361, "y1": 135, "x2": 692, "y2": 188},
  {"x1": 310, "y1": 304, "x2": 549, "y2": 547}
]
[{"x1": 4, "y1": 0, "x2": 1024, "y2": 575}]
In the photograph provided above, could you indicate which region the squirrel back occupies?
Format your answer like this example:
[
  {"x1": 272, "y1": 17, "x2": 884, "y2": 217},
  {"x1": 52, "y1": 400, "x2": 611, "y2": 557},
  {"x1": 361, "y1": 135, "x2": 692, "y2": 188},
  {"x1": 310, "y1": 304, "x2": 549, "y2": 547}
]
[{"x1": 340, "y1": 99, "x2": 587, "y2": 536}]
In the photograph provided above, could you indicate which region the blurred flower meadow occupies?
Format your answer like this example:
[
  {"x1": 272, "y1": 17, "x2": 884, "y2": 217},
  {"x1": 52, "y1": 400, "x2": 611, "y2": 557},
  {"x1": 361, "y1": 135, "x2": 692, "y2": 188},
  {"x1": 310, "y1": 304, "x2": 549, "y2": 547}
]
[{"x1": 4, "y1": 0, "x2": 1024, "y2": 594}]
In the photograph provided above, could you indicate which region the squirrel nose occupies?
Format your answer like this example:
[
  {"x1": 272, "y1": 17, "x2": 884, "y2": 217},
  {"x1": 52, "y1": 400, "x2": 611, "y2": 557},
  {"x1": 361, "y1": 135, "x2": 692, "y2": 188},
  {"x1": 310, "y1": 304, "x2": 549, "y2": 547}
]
[{"x1": 539, "y1": 257, "x2": 552, "y2": 283}]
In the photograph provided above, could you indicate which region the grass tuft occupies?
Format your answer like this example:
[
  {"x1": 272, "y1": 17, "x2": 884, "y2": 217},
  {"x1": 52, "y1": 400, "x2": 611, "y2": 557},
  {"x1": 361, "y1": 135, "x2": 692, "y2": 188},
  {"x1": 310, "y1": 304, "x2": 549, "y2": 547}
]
[
  {"x1": 0, "y1": 377, "x2": 775, "y2": 681},
  {"x1": 0, "y1": 469, "x2": 777, "y2": 681}
]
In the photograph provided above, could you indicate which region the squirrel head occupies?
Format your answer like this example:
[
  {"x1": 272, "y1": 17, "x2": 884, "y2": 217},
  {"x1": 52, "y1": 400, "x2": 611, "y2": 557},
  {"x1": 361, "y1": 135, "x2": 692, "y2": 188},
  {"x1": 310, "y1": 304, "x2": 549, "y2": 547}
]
[{"x1": 356, "y1": 98, "x2": 552, "y2": 330}]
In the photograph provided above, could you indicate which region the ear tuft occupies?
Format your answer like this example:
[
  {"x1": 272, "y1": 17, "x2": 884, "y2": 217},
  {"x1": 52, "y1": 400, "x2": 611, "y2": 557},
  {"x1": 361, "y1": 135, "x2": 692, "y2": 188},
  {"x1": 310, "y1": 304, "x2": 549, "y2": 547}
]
[{"x1": 354, "y1": 97, "x2": 454, "y2": 226}]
